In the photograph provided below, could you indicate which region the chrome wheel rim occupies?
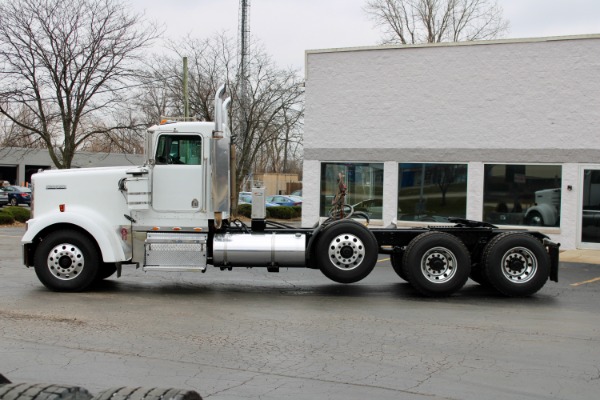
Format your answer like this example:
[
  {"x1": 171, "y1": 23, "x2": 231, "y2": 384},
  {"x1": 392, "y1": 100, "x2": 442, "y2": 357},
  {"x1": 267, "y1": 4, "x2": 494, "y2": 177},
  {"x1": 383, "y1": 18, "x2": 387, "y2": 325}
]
[
  {"x1": 421, "y1": 247, "x2": 457, "y2": 283},
  {"x1": 47, "y1": 243, "x2": 85, "y2": 280},
  {"x1": 501, "y1": 247, "x2": 537, "y2": 283},
  {"x1": 327, "y1": 233, "x2": 365, "y2": 271}
]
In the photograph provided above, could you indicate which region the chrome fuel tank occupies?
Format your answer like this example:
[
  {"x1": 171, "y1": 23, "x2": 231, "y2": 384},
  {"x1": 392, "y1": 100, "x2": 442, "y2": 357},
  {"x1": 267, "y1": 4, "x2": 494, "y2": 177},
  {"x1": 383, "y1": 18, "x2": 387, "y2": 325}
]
[{"x1": 213, "y1": 233, "x2": 306, "y2": 268}]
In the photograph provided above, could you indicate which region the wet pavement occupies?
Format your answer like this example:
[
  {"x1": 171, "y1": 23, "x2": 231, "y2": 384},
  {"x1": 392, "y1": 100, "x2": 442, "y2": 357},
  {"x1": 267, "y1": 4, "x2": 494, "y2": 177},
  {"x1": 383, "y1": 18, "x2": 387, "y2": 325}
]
[{"x1": 1, "y1": 226, "x2": 600, "y2": 399}]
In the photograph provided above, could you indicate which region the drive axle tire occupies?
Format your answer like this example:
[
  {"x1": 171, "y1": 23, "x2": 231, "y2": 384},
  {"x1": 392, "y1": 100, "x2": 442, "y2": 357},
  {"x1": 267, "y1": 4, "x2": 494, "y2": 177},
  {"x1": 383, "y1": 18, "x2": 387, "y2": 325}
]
[
  {"x1": 0, "y1": 383, "x2": 92, "y2": 400},
  {"x1": 316, "y1": 220, "x2": 378, "y2": 283},
  {"x1": 391, "y1": 251, "x2": 409, "y2": 281},
  {"x1": 482, "y1": 232, "x2": 550, "y2": 296},
  {"x1": 403, "y1": 232, "x2": 471, "y2": 297},
  {"x1": 34, "y1": 230, "x2": 100, "y2": 292},
  {"x1": 92, "y1": 387, "x2": 202, "y2": 400},
  {"x1": 469, "y1": 267, "x2": 491, "y2": 287}
]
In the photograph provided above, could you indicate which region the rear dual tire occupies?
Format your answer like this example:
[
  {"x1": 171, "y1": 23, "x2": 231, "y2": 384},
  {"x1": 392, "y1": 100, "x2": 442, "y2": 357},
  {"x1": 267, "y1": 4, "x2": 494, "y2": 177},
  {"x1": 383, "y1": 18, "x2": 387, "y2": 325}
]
[
  {"x1": 482, "y1": 232, "x2": 549, "y2": 296},
  {"x1": 402, "y1": 232, "x2": 471, "y2": 297}
]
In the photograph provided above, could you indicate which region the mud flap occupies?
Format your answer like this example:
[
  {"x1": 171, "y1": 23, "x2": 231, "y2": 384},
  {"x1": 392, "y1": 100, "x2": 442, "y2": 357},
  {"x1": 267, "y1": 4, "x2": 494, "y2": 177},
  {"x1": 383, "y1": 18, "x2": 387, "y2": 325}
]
[{"x1": 545, "y1": 238, "x2": 560, "y2": 282}]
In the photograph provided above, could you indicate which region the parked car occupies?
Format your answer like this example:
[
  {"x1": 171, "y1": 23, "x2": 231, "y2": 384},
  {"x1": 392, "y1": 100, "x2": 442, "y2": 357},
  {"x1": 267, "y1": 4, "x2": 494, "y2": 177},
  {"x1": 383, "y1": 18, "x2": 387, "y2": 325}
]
[
  {"x1": 239, "y1": 192, "x2": 278, "y2": 207},
  {"x1": 266, "y1": 195, "x2": 303, "y2": 207},
  {"x1": 290, "y1": 189, "x2": 302, "y2": 197},
  {"x1": 2, "y1": 186, "x2": 32, "y2": 206},
  {"x1": 0, "y1": 190, "x2": 8, "y2": 207}
]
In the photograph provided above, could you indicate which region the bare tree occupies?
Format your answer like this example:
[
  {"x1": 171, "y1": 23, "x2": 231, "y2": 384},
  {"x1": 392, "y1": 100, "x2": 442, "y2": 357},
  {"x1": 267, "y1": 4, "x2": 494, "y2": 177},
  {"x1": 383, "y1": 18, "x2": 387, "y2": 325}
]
[
  {"x1": 165, "y1": 33, "x2": 238, "y2": 123},
  {"x1": 82, "y1": 109, "x2": 146, "y2": 154},
  {"x1": 365, "y1": 0, "x2": 509, "y2": 44},
  {"x1": 138, "y1": 34, "x2": 304, "y2": 195},
  {"x1": 0, "y1": 0, "x2": 160, "y2": 168},
  {"x1": 0, "y1": 107, "x2": 46, "y2": 148},
  {"x1": 134, "y1": 56, "x2": 180, "y2": 125},
  {"x1": 235, "y1": 53, "x2": 304, "y2": 191}
]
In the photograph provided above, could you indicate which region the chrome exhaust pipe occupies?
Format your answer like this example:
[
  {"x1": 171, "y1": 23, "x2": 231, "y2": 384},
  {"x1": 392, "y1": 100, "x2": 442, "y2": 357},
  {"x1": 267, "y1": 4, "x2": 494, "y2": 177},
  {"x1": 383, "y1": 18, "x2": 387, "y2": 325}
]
[
  {"x1": 212, "y1": 84, "x2": 231, "y2": 228},
  {"x1": 213, "y1": 84, "x2": 226, "y2": 138}
]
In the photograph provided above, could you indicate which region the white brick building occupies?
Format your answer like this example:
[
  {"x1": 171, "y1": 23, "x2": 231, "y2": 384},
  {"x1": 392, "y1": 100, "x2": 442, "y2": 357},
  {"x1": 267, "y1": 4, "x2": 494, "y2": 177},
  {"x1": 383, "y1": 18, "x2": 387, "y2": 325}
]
[{"x1": 302, "y1": 35, "x2": 600, "y2": 250}]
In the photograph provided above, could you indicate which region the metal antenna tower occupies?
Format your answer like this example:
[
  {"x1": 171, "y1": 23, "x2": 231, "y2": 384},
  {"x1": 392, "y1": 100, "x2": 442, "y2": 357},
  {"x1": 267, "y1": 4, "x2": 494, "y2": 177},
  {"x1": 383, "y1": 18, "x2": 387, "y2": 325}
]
[{"x1": 238, "y1": 0, "x2": 250, "y2": 136}]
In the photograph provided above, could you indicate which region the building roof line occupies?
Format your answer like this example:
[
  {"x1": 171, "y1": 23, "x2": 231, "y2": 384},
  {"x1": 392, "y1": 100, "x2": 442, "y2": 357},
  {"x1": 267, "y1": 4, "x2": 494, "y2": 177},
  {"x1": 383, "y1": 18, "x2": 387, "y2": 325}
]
[{"x1": 305, "y1": 33, "x2": 600, "y2": 57}]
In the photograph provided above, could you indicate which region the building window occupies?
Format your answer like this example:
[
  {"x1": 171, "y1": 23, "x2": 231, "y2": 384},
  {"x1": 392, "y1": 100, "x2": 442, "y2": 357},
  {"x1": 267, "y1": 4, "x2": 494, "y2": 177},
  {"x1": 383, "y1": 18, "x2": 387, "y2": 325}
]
[
  {"x1": 320, "y1": 162, "x2": 384, "y2": 218},
  {"x1": 483, "y1": 164, "x2": 562, "y2": 227},
  {"x1": 398, "y1": 163, "x2": 468, "y2": 222}
]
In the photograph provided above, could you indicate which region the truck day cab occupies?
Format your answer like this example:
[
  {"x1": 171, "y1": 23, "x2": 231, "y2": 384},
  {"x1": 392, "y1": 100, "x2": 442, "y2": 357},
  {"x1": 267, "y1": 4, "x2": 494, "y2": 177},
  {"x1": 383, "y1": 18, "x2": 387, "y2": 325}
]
[{"x1": 22, "y1": 86, "x2": 560, "y2": 297}]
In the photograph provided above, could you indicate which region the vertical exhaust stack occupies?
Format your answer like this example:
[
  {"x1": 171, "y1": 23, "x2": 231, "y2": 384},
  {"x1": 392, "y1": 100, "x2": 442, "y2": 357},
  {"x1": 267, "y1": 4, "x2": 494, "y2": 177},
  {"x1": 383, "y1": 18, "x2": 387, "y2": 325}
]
[{"x1": 212, "y1": 85, "x2": 231, "y2": 228}]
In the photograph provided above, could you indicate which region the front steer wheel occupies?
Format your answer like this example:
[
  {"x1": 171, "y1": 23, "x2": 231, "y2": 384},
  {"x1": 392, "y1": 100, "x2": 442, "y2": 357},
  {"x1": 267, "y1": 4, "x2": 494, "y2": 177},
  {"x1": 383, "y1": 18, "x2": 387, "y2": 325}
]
[
  {"x1": 316, "y1": 220, "x2": 378, "y2": 283},
  {"x1": 34, "y1": 230, "x2": 100, "y2": 292}
]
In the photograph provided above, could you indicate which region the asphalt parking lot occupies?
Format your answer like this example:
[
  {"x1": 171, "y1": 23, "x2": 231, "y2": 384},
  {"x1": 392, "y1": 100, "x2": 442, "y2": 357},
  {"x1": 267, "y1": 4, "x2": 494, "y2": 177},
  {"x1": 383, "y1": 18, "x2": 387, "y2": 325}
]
[{"x1": 1, "y1": 225, "x2": 600, "y2": 400}]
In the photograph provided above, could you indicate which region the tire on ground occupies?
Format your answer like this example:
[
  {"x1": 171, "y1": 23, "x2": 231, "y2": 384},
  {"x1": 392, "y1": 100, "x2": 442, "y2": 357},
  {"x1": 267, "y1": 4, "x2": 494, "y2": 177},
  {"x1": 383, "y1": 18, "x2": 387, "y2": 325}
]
[
  {"x1": 34, "y1": 229, "x2": 101, "y2": 292},
  {"x1": 91, "y1": 387, "x2": 202, "y2": 400},
  {"x1": 482, "y1": 232, "x2": 550, "y2": 296},
  {"x1": 403, "y1": 231, "x2": 471, "y2": 297},
  {"x1": 390, "y1": 251, "x2": 409, "y2": 281},
  {"x1": 316, "y1": 220, "x2": 378, "y2": 283},
  {"x1": 0, "y1": 383, "x2": 92, "y2": 400},
  {"x1": 469, "y1": 266, "x2": 492, "y2": 287}
]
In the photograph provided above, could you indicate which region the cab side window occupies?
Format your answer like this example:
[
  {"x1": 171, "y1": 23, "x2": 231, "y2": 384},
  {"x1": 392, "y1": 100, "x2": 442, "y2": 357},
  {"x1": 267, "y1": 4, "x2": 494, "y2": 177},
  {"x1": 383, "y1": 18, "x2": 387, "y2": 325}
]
[{"x1": 155, "y1": 135, "x2": 202, "y2": 165}]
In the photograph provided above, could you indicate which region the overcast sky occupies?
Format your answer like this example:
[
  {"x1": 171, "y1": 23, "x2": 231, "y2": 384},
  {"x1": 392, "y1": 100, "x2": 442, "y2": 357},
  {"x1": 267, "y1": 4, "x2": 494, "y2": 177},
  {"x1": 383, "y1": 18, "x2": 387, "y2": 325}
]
[{"x1": 131, "y1": 0, "x2": 600, "y2": 71}]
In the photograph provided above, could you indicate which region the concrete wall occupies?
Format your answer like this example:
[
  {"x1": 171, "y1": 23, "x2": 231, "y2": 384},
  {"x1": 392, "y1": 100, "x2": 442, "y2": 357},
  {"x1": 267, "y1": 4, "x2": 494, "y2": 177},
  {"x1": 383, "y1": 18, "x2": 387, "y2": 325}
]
[{"x1": 303, "y1": 35, "x2": 600, "y2": 250}]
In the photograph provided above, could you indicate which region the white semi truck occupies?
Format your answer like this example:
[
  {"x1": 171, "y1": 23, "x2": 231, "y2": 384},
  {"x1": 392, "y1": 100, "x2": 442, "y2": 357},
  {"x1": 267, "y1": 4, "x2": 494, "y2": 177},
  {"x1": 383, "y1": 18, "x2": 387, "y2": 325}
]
[{"x1": 21, "y1": 86, "x2": 559, "y2": 297}]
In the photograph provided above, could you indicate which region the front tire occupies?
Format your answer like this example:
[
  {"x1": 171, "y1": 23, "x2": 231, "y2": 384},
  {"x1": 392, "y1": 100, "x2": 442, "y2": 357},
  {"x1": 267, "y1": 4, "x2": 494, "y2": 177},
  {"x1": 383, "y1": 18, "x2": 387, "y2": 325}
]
[
  {"x1": 403, "y1": 232, "x2": 471, "y2": 297},
  {"x1": 482, "y1": 232, "x2": 550, "y2": 296},
  {"x1": 316, "y1": 220, "x2": 378, "y2": 283},
  {"x1": 34, "y1": 230, "x2": 100, "y2": 291}
]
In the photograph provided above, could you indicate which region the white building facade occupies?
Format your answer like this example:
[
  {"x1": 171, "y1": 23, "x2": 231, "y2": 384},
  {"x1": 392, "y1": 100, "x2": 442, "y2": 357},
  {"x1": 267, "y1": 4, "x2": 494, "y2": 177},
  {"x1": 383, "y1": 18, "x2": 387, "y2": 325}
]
[{"x1": 302, "y1": 35, "x2": 600, "y2": 251}]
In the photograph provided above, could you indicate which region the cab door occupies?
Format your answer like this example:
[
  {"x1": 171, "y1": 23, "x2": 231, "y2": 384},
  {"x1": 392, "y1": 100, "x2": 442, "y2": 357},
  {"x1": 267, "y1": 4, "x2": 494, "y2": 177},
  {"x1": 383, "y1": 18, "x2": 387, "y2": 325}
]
[{"x1": 152, "y1": 134, "x2": 204, "y2": 212}]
